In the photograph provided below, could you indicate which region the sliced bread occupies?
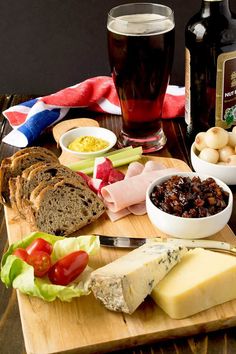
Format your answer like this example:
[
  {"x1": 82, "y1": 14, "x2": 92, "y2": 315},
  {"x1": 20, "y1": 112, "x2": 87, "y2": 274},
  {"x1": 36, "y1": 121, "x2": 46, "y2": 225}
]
[
  {"x1": 0, "y1": 148, "x2": 58, "y2": 205},
  {"x1": 15, "y1": 163, "x2": 86, "y2": 216},
  {"x1": 11, "y1": 147, "x2": 58, "y2": 161},
  {"x1": 28, "y1": 177, "x2": 105, "y2": 236},
  {"x1": 10, "y1": 162, "x2": 51, "y2": 216},
  {"x1": 0, "y1": 158, "x2": 12, "y2": 205}
]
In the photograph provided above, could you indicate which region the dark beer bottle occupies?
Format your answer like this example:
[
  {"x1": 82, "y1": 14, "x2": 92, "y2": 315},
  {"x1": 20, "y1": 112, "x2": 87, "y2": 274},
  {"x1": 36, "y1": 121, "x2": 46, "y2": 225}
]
[{"x1": 185, "y1": 0, "x2": 236, "y2": 142}]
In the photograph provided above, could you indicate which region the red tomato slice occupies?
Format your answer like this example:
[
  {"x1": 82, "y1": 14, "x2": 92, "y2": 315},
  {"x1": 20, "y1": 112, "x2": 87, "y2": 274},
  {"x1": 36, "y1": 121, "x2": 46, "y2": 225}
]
[
  {"x1": 13, "y1": 248, "x2": 28, "y2": 262},
  {"x1": 27, "y1": 251, "x2": 52, "y2": 277},
  {"x1": 26, "y1": 238, "x2": 53, "y2": 256},
  {"x1": 48, "y1": 250, "x2": 88, "y2": 286}
]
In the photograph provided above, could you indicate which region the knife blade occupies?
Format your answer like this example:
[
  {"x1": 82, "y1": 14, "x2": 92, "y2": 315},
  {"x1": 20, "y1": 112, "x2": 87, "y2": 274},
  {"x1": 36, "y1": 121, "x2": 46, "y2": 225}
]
[{"x1": 97, "y1": 234, "x2": 236, "y2": 253}]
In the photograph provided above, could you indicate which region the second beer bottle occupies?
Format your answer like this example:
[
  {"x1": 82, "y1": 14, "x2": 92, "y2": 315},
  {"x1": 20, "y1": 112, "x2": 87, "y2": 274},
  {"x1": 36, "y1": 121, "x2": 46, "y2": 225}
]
[{"x1": 185, "y1": 0, "x2": 236, "y2": 143}]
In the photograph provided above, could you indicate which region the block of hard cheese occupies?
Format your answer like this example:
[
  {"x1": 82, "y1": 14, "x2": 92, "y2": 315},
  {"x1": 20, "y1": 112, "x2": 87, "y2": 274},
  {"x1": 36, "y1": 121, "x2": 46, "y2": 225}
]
[
  {"x1": 151, "y1": 248, "x2": 236, "y2": 319},
  {"x1": 90, "y1": 242, "x2": 187, "y2": 314}
]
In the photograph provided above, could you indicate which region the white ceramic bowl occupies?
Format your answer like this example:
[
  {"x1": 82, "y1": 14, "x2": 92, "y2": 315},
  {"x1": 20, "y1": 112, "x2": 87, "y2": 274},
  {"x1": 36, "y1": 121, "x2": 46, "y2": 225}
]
[
  {"x1": 59, "y1": 127, "x2": 117, "y2": 159},
  {"x1": 146, "y1": 172, "x2": 233, "y2": 239},
  {"x1": 191, "y1": 143, "x2": 236, "y2": 185}
]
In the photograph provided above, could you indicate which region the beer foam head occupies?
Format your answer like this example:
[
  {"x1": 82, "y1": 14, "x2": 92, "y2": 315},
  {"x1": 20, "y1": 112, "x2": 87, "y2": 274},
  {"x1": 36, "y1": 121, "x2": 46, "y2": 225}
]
[{"x1": 108, "y1": 13, "x2": 174, "y2": 36}]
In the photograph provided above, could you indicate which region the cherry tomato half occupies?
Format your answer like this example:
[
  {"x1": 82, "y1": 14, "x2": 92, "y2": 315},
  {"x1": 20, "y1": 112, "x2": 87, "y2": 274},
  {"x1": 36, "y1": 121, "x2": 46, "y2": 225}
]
[
  {"x1": 26, "y1": 238, "x2": 53, "y2": 256},
  {"x1": 48, "y1": 250, "x2": 88, "y2": 286},
  {"x1": 13, "y1": 248, "x2": 28, "y2": 262},
  {"x1": 27, "y1": 251, "x2": 52, "y2": 277}
]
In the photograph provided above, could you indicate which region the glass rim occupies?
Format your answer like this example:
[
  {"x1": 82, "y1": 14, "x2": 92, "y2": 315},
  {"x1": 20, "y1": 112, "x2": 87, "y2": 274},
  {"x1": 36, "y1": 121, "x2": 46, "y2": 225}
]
[{"x1": 108, "y1": 2, "x2": 174, "y2": 23}]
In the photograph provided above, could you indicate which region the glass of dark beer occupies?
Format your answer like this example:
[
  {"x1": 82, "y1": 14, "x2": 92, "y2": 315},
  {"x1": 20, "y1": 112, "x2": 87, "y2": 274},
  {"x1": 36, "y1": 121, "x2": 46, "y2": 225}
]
[{"x1": 107, "y1": 3, "x2": 175, "y2": 153}]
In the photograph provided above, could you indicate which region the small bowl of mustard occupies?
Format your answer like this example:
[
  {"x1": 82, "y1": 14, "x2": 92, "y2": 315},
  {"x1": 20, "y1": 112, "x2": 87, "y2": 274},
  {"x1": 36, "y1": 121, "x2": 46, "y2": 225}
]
[{"x1": 59, "y1": 126, "x2": 117, "y2": 159}]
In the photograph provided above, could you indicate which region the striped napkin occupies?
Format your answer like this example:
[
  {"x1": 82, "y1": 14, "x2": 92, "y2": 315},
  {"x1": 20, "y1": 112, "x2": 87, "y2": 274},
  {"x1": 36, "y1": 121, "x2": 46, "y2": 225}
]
[{"x1": 2, "y1": 76, "x2": 185, "y2": 147}]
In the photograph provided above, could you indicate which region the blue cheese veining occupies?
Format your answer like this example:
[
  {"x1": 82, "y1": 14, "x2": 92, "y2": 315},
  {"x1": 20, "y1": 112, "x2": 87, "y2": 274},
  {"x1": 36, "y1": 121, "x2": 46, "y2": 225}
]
[{"x1": 90, "y1": 242, "x2": 187, "y2": 314}]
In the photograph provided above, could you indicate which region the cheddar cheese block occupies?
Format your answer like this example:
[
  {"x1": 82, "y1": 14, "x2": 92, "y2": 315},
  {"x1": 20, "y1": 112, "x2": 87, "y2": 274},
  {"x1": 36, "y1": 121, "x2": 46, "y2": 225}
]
[
  {"x1": 90, "y1": 242, "x2": 187, "y2": 314},
  {"x1": 151, "y1": 248, "x2": 236, "y2": 319}
]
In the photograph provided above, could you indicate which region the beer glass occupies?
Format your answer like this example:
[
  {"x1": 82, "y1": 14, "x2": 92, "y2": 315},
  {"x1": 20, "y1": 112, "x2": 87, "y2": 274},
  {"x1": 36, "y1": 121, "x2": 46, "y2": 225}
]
[{"x1": 107, "y1": 3, "x2": 175, "y2": 153}]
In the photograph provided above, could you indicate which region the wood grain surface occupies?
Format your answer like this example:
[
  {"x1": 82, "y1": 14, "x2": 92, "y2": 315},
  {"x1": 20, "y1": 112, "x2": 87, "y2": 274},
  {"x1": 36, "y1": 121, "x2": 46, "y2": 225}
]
[
  {"x1": 1, "y1": 95, "x2": 236, "y2": 354},
  {"x1": 4, "y1": 154, "x2": 236, "y2": 354}
]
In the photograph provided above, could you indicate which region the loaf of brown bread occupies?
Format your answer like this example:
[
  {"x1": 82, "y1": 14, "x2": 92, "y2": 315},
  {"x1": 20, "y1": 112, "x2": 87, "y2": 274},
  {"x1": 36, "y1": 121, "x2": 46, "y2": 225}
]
[
  {"x1": 27, "y1": 177, "x2": 105, "y2": 236},
  {"x1": 0, "y1": 147, "x2": 58, "y2": 205}
]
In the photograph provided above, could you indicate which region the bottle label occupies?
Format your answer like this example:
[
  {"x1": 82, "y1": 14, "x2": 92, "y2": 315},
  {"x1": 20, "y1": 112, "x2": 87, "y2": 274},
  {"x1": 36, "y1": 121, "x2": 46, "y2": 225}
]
[
  {"x1": 185, "y1": 48, "x2": 191, "y2": 125},
  {"x1": 216, "y1": 51, "x2": 236, "y2": 128}
]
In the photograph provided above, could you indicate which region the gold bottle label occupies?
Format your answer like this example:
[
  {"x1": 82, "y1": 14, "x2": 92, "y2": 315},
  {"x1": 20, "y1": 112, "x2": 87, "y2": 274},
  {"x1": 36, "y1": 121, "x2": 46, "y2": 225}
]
[
  {"x1": 216, "y1": 51, "x2": 236, "y2": 128},
  {"x1": 185, "y1": 48, "x2": 191, "y2": 125}
]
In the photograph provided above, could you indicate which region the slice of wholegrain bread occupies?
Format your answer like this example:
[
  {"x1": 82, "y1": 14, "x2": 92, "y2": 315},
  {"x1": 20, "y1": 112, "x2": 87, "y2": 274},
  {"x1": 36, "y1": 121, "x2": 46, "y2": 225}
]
[
  {"x1": 10, "y1": 162, "x2": 50, "y2": 216},
  {"x1": 28, "y1": 177, "x2": 105, "y2": 236},
  {"x1": 20, "y1": 161, "x2": 48, "y2": 180},
  {"x1": 29, "y1": 177, "x2": 65, "y2": 203},
  {"x1": 22, "y1": 177, "x2": 66, "y2": 222},
  {"x1": 0, "y1": 148, "x2": 58, "y2": 205},
  {"x1": 15, "y1": 163, "x2": 86, "y2": 217},
  {"x1": 12, "y1": 147, "x2": 58, "y2": 161},
  {"x1": 0, "y1": 158, "x2": 12, "y2": 205},
  {"x1": 9, "y1": 178, "x2": 18, "y2": 213}
]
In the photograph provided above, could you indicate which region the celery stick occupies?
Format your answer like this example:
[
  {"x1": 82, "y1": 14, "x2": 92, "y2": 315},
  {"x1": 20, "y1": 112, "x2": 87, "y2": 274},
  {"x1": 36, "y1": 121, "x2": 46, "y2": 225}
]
[
  {"x1": 107, "y1": 146, "x2": 142, "y2": 163},
  {"x1": 67, "y1": 146, "x2": 132, "y2": 171},
  {"x1": 68, "y1": 146, "x2": 142, "y2": 171},
  {"x1": 80, "y1": 154, "x2": 142, "y2": 175},
  {"x1": 112, "y1": 154, "x2": 142, "y2": 169},
  {"x1": 104, "y1": 146, "x2": 132, "y2": 156}
]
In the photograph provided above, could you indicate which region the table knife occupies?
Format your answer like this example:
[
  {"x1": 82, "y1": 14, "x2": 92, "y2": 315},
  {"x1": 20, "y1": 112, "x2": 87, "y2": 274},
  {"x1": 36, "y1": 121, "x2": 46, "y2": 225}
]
[{"x1": 97, "y1": 234, "x2": 236, "y2": 253}]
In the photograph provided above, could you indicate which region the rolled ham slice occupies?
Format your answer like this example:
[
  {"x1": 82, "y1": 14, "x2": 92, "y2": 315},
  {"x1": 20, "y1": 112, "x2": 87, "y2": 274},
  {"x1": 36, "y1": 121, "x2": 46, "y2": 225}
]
[
  {"x1": 128, "y1": 201, "x2": 146, "y2": 215},
  {"x1": 107, "y1": 161, "x2": 148, "y2": 218},
  {"x1": 140, "y1": 160, "x2": 165, "y2": 173},
  {"x1": 125, "y1": 161, "x2": 145, "y2": 178},
  {"x1": 101, "y1": 167, "x2": 179, "y2": 213},
  {"x1": 126, "y1": 160, "x2": 166, "y2": 215},
  {"x1": 105, "y1": 208, "x2": 131, "y2": 222}
]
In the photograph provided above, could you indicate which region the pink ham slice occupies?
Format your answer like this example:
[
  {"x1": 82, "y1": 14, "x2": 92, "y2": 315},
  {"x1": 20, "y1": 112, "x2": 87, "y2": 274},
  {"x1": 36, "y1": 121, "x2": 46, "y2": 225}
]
[
  {"x1": 107, "y1": 161, "x2": 147, "y2": 218},
  {"x1": 101, "y1": 167, "x2": 179, "y2": 213},
  {"x1": 127, "y1": 161, "x2": 166, "y2": 215},
  {"x1": 105, "y1": 208, "x2": 131, "y2": 222},
  {"x1": 125, "y1": 161, "x2": 145, "y2": 177},
  {"x1": 127, "y1": 201, "x2": 146, "y2": 215}
]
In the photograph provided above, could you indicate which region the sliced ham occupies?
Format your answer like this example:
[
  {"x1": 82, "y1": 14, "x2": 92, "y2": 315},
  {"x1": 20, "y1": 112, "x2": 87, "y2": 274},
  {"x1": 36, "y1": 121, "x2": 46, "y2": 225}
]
[
  {"x1": 101, "y1": 167, "x2": 179, "y2": 213},
  {"x1": 106, "y1": 208, "x2": 131, "y2": 222},
  {"x1": 127, "y1": 160, "x2": 165, "y2": 215},
  {"x1": 142, "y1": 160, "x2": 165, "y2": 172},
  {"x1": 125, "y1": 161, "x2": 145, "y2": 178},
  {"x1": 128, "y1": 201, "x2": 146, "y2": 215}
]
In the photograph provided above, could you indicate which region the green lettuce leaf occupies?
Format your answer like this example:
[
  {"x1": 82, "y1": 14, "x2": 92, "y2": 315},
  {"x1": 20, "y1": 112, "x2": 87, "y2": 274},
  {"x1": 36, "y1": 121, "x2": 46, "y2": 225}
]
[{"x1": 1, "y1": 232, "x2": 100, "y2": 302}]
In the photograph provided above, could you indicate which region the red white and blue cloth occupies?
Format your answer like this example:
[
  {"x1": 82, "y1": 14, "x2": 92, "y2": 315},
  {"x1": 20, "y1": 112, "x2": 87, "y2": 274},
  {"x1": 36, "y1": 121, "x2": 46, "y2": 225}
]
[{"x1": 2, "y1": 76, "x2": 185, "y2": 147}]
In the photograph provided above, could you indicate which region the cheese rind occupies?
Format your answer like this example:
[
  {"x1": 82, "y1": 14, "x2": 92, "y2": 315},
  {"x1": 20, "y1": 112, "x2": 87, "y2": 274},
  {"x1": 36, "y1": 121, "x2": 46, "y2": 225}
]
[
  {"x1": 90, "y1": 242, "x2": 187, "y2": 314},
  {"x1": 151, "y1": 248, "x2": 236, "y2": 319}
]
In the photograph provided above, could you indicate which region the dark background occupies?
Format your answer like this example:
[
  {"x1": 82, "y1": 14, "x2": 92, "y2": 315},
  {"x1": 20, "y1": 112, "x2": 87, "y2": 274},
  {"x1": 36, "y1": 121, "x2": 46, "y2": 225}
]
[{"x1": 0, "y1": 0, "x2": 235, "y2": 95}]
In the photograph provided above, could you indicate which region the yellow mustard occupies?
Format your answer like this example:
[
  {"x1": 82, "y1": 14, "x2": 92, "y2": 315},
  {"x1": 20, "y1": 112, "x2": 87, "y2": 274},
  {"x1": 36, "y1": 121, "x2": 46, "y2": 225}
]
[{"x1": 68, "y1": 136, "x2": 109, "y2": 152}]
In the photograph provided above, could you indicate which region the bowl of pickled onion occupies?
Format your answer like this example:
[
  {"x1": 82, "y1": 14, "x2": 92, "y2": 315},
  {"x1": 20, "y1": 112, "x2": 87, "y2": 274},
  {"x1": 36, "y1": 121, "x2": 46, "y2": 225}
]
[{"x1": 191, "y1": 143, "x2": 236, "y2": 185}]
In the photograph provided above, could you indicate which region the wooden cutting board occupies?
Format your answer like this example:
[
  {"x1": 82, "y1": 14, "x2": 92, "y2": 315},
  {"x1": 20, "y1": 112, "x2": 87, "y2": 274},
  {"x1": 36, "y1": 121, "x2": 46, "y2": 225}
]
[{"x1": 4, "y1": 153, "x2": 236, "y2": 354}]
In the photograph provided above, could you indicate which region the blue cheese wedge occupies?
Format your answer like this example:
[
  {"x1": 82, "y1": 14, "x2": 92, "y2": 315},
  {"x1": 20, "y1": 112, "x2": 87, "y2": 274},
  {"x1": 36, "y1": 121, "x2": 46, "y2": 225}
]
[{"x1": 90, "y1": 242, "x2": 187, "y2": 314}]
